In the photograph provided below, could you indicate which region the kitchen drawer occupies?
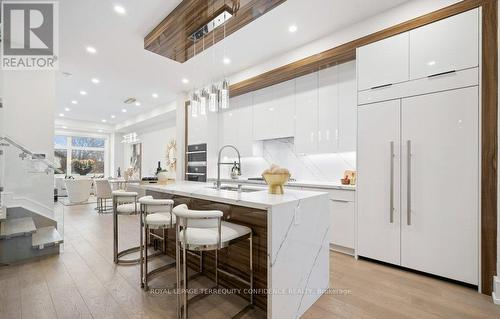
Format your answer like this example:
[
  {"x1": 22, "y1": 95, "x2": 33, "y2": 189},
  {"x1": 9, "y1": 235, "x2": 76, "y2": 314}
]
[
  {"x1": 330, "y1": 199, "x2": 355, "y2": 248},
  {"x1": 358, "y1": 67, "x2": 478, "y2": 105},
  {"x1": 298, "y1": 186, "x2": 355, "y2": 201}
]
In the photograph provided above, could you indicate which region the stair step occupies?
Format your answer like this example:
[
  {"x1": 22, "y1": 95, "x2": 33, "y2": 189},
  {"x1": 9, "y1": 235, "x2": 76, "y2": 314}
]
[
  {"x1": 0, "y1": 207, "x2": 6, "y2": 221},
  {"x1": 0, "y1": 217, "x2": 36, "y2": 238},
  {"x1": 32, "y1": 226, "x2": 63, "y2": 249}
]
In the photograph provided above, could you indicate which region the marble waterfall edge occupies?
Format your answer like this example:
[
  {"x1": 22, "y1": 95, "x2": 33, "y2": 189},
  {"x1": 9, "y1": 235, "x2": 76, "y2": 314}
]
[{"x1": 268, "y1": 193, "x2": 330, "y2": 319}]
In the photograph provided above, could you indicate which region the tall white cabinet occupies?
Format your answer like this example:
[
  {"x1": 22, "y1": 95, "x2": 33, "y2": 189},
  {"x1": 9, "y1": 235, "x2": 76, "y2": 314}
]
[{"x1": 356, "y1": 9, "x2": 479, "y2": 285}]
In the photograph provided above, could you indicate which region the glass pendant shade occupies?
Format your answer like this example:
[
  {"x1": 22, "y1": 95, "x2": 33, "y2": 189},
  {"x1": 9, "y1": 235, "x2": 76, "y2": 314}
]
[
  {"x1": 199, "y1": 90, "x2": 207, "y2": 116},
  {"x1": 190, "y1": 94, "x2": 199, "y2": 117},
  {"x1": 220, "y1": 79, "x2": 229, "y2": 109},
  {"x1": 208, "y1": 85, "x2": 218, "y2": 112}
]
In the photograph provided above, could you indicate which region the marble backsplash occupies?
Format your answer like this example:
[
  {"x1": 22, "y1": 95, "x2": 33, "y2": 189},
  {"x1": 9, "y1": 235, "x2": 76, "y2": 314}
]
[{"x1": 213, "y1": 138, "x2": 356, "y2": 182}]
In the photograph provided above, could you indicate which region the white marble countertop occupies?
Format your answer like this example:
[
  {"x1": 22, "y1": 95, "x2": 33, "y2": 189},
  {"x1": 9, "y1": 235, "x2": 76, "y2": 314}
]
[
  {"x1": 207, "y1": 177, "x2": 356, "y2": 191},
  {"x1": 139, "y1": 181, "x2": 328, "y2": 210}
]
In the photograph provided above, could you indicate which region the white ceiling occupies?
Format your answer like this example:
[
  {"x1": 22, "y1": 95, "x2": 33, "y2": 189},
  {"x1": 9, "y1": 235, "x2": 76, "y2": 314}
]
[{"x1": 58, "y1": 0, "x2": 409, "y2": 124}]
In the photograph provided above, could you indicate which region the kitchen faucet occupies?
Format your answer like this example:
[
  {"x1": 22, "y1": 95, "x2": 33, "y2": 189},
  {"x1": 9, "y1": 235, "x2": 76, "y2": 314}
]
[{"x1": 216, "y1": 145, "x2": 241, "y2": 189}]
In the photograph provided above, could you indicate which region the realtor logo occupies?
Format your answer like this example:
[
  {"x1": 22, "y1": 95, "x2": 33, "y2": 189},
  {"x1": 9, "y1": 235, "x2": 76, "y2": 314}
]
[{"x1": 1, "y1": 1, "x2": 59, "y2": 70}]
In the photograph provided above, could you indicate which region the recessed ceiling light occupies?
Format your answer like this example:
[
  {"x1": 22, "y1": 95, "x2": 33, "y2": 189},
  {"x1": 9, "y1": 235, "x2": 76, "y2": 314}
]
[
  {"x1": 288, "y1": 25, "x2": 298, "y2": 33},
  {"x1": 80, "y1": 90, "x2": 87, "y2": 96},
  {"x1": 101, "y1": 119, "x2": 107, "y2": 123},
  {"x1": 71, "y1": 100, "x2": 78, "y2": 104},
  {"x1": 114, "y1": 5, "x2": 126, "y2": 15},
  {"x1": 122, "y1": 108, "x2": 127, "y2": 113},
  {"x1": 111, "y1": 115, "x2": 116, "y2": 119},
  {"x1": 182, "y1": 78, "x2": 189, "y2": 84},
  {"x1": 86, "y1": 46, "x2": 97, "y2": 54},
  {"x1": 152, "y1": 93, "x2": 159, "y2": 98},
  {"x1": 62, "y1": 126, "x2": 67, "y2": 129},
  {"x1": 98, "y1": 129, "x2": 104, "y2": 133},
  {"x1": 223, "y1": 57, "x2": 231, "y2": 65},
  {"x1": 59, "y1": 113, "x2": 64, "y2": 117},
  {"x1": 135, "y1": 102, "x2": 141, "y2": 106},
  {"x1": 64, "y1": 107, "x2": 70, "y2": 112},
  {"x1": 91, "y1": 78, "x2": 100, "y2": 84}
]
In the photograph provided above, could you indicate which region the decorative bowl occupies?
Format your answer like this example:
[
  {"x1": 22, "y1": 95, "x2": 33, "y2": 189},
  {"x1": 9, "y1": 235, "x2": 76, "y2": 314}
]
[{"x1": 262, "y1": 173, "x2": 290, "y2": 195}]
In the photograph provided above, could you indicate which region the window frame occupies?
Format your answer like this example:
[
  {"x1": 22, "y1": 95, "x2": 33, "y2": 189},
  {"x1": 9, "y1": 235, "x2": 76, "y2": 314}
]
[{"x1": 54, "y1": 131, "x2": 109, "y2": 177}]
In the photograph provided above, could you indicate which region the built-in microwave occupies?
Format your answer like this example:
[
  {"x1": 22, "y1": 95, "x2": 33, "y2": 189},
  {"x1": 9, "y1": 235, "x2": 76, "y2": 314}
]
[{"x1": 185, "y1": 143, "x2": 207, "y2": 182}]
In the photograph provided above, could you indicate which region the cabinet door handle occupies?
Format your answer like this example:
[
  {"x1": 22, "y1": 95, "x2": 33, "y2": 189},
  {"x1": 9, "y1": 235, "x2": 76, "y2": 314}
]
[
  {"x1": 370, "y1": 83, "x2": 393, "y2": 90},
  {"x1": 390, "y1": 141, "x2": 395, "y2": 224},
  {"x1": 407, "y1": 140, "x2": 412, "y2": 226},
  {"x1": 329, "y1": 199, "x2": 350, "y2": 203},
  {"x1": 427, "y1": 70, "x2": 456, "y2": 78}
]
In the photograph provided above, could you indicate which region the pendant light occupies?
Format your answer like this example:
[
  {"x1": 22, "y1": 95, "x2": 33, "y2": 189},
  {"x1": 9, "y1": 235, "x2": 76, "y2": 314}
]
[
  {"x1": 219, "y1": 79, "x2": 229, "y2": 109},
  {"x1": 199, "y1": 89, "x2": 208, "y2": 116},
  {"x1": 190, "y1": 93, "x2": 199, "y2": 117},
  {"x1": 209, "y1": 85, "x2": 218, "y2": 112}
]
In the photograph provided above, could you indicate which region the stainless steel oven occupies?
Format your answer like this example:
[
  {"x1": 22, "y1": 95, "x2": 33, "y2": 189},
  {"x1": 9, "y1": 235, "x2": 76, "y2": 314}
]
[{"x1": 185, "y1": 143, "x2": 207, "y2": 182}]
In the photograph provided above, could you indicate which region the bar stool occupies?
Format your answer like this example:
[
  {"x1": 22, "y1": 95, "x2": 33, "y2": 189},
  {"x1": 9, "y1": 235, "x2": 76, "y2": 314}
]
[
  {"x1": 139, "y1": 196, "x2": 176, "y2": 290},
  {"x1": 112, "y1": 190, "x2": 141, "y2": 264},
  {"x1": 95, "y1": 179, "x2": 113, "y2": 213},
  {"x1": 172, "y1": 204, "x2": 253, "y2": 319}
]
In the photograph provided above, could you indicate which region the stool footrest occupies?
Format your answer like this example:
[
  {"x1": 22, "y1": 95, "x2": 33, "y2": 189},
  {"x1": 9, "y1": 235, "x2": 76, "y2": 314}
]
[
  {"x1": 217, "y1": 268, "x2": 251, "y2": 286},
  {"x1": 116, "y1": 246, "x2": 141, "y2": 265}
]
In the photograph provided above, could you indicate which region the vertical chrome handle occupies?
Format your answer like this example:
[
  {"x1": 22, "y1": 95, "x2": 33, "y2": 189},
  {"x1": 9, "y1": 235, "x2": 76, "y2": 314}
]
[
  {"x1": 389, "y1": 141, "x2": 395, "y2": 223},
  {"x1": 407, "y1": 140, "x2": 412, "y2": 226}
]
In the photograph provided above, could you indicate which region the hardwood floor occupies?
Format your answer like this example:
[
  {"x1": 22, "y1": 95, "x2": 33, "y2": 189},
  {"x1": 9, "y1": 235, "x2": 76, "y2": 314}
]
[{"x1": 1, "y1": 203, "x2": 499, "y2": 319}]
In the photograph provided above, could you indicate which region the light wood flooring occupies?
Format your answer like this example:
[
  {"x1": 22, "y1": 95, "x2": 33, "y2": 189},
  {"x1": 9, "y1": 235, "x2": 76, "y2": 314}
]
[{"x1": 1, "y1": 203, "x2": 499, "y2": 319}]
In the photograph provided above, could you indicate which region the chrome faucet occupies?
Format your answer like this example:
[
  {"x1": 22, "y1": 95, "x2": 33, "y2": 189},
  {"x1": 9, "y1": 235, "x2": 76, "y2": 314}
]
[{"x1": 216, "y1": 145, "x2": 241, "y2": 189}]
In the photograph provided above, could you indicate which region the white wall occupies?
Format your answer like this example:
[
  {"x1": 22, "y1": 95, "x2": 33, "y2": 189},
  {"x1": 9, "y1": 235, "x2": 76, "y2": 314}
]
[
  {"x1": 1, "y1": 70, "x2": 55, "y2": 211},
  {"x1": 120, "y1": 121, "x2": 177, "y2": 178},
  {"x1": 229, "y1": 0, "x2": 461, "y2": 84}
]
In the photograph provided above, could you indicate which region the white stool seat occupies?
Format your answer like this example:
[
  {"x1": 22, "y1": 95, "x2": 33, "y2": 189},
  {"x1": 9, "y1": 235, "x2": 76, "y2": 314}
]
[
  {"x1": 145, "y1": 213, "x2": 175, "y2": 229},
  {"x1": 179, "y1": 221, "x2": 251, "y2": 246},
  {"x1": 117, "y1": 202, "x2": 140, "y2": 215}
]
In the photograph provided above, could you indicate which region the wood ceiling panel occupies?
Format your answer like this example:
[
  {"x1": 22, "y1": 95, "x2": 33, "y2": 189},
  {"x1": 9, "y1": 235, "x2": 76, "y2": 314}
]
[{"x1": 145, "y1": 0, "x2": 287, "y2": 63}]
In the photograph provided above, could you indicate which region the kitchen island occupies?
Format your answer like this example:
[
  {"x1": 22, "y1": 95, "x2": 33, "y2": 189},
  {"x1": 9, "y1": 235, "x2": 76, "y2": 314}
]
[{"x1": 137, "y1": 181, "x2": 330, "y2": 319}]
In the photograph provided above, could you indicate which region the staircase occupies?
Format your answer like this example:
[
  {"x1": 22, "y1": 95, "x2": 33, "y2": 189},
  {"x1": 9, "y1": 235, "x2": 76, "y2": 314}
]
[
  {"x1": 0, "y1": 135, "x2": 64, "y2": 265},
  {"x1": 0, "y1": 206, "x2": 63, "y2": 264}
]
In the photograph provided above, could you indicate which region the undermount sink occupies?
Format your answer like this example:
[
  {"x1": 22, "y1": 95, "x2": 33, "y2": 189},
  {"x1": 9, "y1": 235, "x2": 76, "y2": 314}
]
[{"x1": 207, "y1": 185, "x2": 263, "y2": 193}]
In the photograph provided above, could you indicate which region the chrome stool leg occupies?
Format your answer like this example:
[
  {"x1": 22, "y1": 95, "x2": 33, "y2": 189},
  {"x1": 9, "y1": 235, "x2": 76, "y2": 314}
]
[
  {"x1": 113, "y1": 193, "x2": 141, "y2": 265},
  {"x1": 140, "y1": 199, "x2": 176, "y2": 291}
]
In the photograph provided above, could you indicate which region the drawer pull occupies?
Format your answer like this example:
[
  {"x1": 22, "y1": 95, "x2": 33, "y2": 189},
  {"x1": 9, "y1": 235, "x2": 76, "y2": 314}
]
[
  {"x1": 427, "y1": 70, "x2": 456, "y2": 78},
  {"x1": 329, "y1": 199, "x2": 350, "y2": 203},
  {"x1": 370, "y1": 83, "x2": 393, "y2": 90}
]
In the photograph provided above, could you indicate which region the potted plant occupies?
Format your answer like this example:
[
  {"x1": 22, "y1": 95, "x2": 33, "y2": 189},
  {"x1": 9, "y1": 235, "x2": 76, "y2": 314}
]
[{"x1": 72, "y1": 159, "x2": 95, "y2": 176}]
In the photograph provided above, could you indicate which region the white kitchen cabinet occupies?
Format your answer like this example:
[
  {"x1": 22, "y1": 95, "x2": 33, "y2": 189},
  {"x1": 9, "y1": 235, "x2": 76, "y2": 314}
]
[
  {"x1": 329, "y1": 198, "x2": 355, "y2": 249},
  {"x1": 357, "y1": 32, "x2": 409, "y2": 91},
  {"x1": 300, "y1": 186, "x2": 356, "y2": 252},
  {"x1": 318, "y1": 66, "x2": 339, "y2": 153},
  {"x1": 409, "y1": 9, "x2": 479, "y2": 80},
  {"x1": 357, "y1": 99, "x2": 401, "y2": 266},
  {"x1": 337, "y1": 61, "x2": 357, "y2": 152},
  {"x1": 188, "y1": 105, "x2": 208, "y2": 145},
  {"x1": 400, "y1": 87, "x2": 479, "y2": 285},
  {"x1": 294, "y1": 72, "x2": 318, "y2": 154},
  {"x1": 221, "y1": 93, "x2": 256, "y2": 157},
  {"x1": 253, "y1": 80, "x2": 295, "y2": 141}
]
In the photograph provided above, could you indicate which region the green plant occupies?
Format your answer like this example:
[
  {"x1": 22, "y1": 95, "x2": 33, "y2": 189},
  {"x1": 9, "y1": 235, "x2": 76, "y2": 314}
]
[{"x1": 72, "y1": 159, "x2": 95, "y2": 175}]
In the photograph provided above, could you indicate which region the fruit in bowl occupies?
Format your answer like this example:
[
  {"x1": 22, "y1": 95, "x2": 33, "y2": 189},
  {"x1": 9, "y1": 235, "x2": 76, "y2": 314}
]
[{"x1": 262, "y1": 164, "x2": 291, "y2": 195}]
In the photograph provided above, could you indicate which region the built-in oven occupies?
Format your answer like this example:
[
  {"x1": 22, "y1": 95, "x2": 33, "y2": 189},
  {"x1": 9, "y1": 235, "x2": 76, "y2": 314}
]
[{"x1": 185, "y1": 143, "x2": 207, "y2": 182}]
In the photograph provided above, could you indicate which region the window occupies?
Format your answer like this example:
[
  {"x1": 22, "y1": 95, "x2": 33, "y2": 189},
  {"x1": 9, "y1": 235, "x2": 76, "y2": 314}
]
[
  {"x1": 71, "y1": 136, "x2": 105, "y2": 148},
  {"x1": 54, "y1": 134, "x2": 108, "y2": 176}
]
